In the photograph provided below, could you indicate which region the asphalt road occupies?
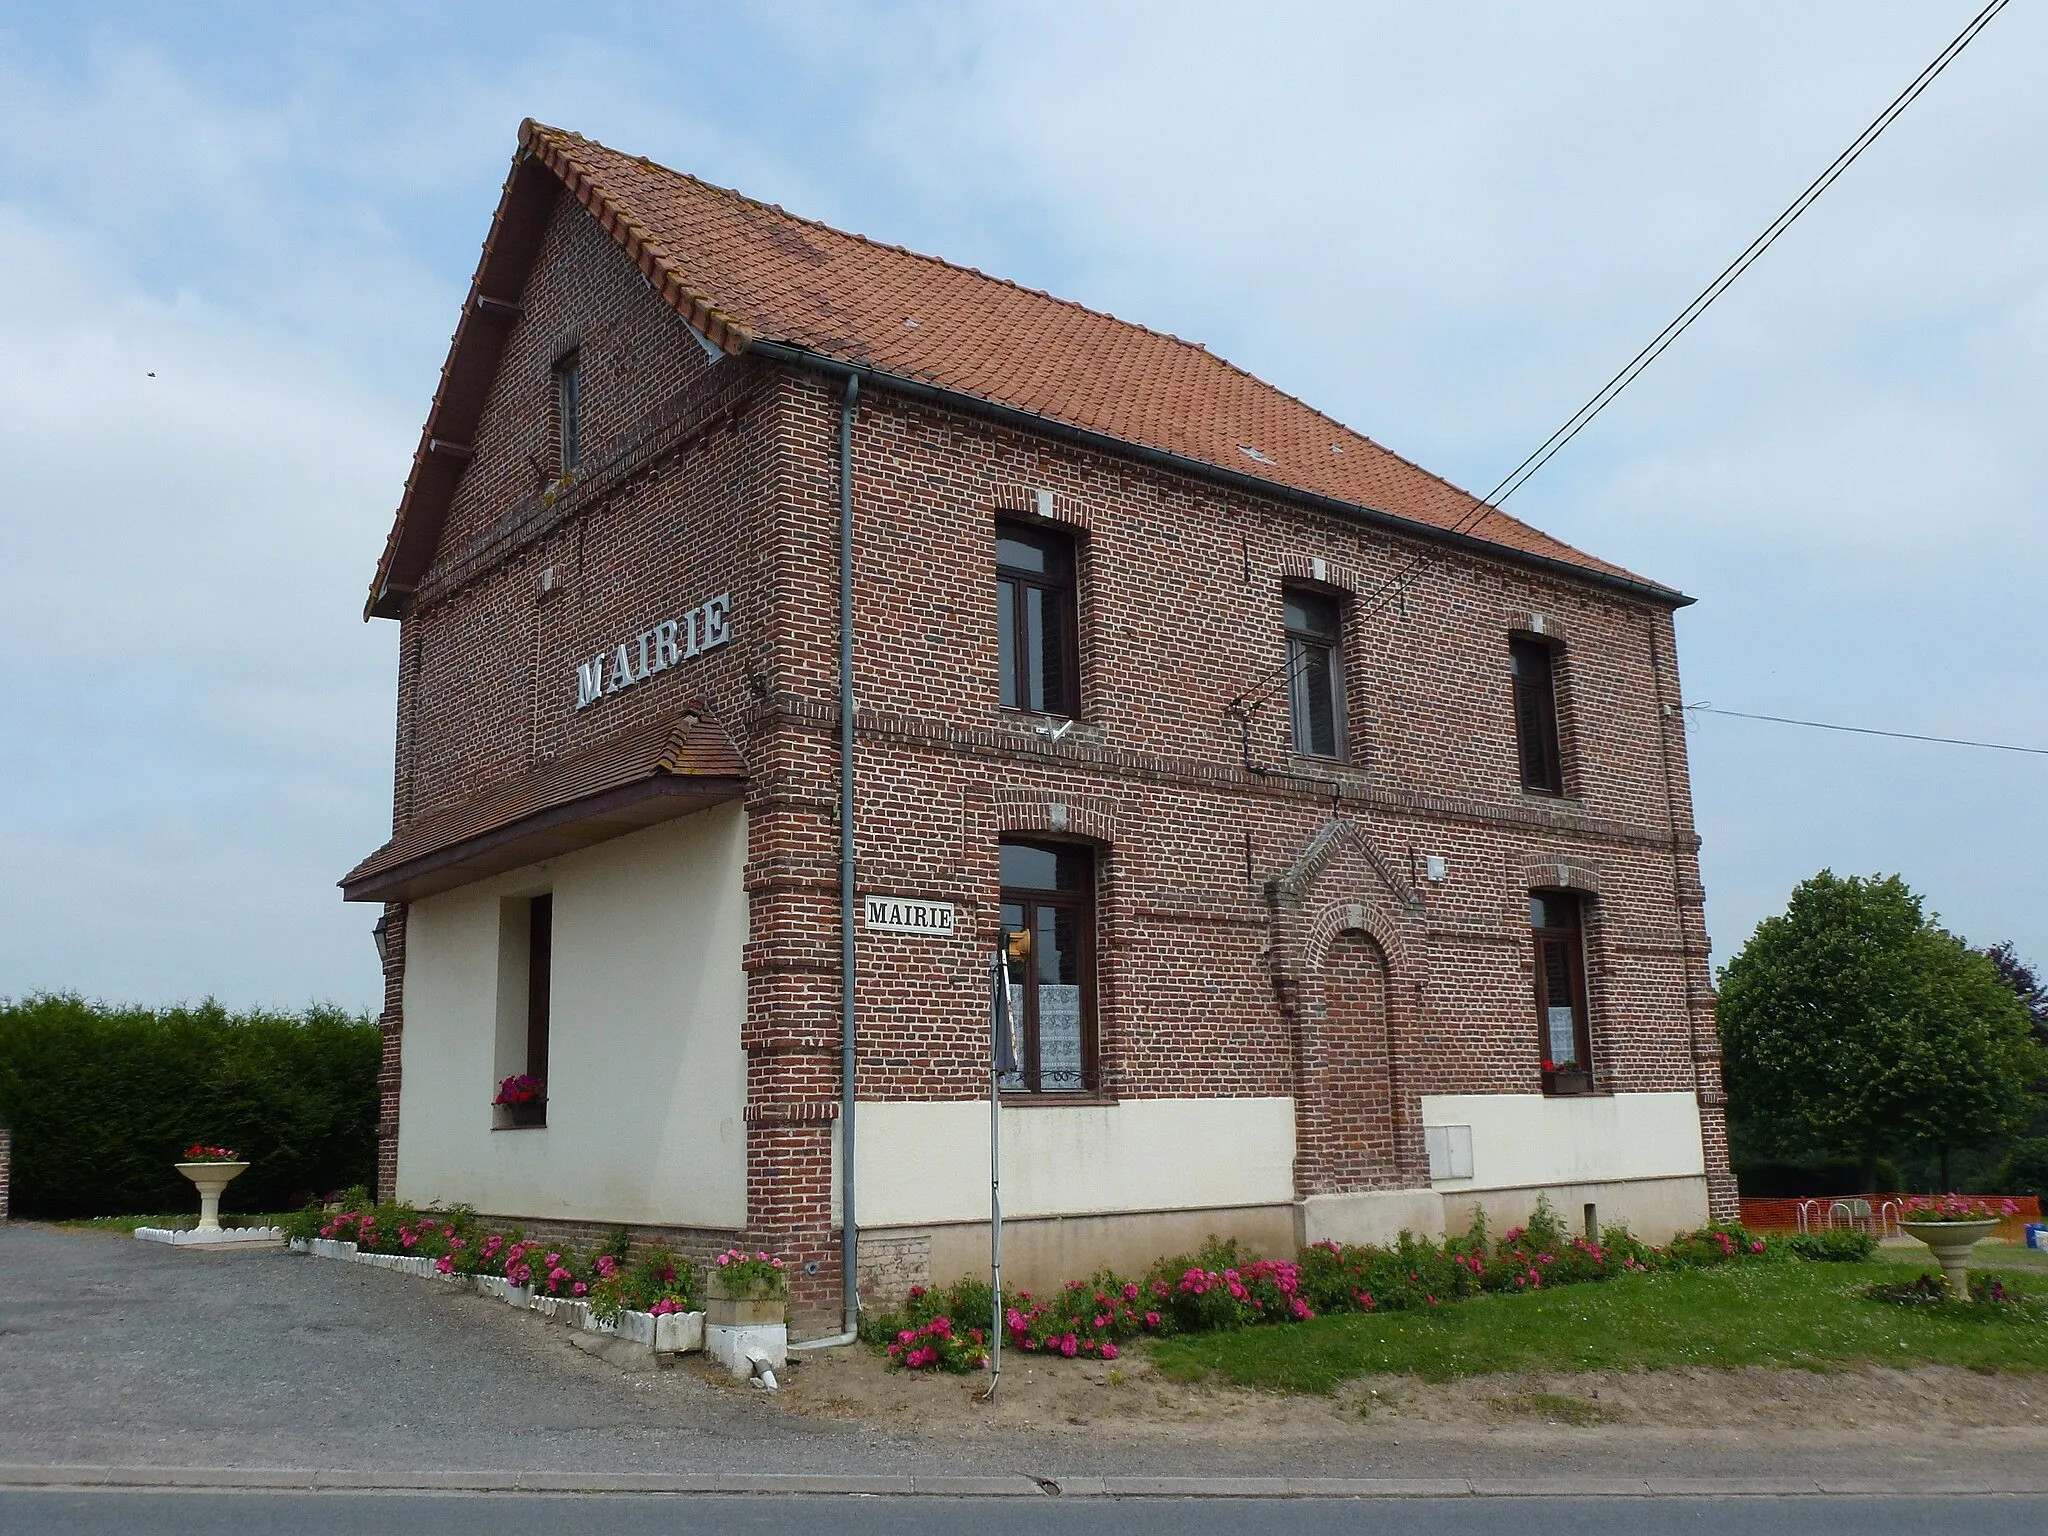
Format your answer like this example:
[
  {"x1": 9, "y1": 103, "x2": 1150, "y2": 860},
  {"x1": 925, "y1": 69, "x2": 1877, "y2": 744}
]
[
  {"x1": 2, "y1": 1493, "x2": 2044, "y2": 1536},
  {"x1": 1, "y1": 1221, "x2": 2041, "y2": 1493}
]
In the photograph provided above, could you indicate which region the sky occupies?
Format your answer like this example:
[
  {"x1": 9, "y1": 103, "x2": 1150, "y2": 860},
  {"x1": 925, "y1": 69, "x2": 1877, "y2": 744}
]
[{"x1": 0, "y1": 2, "x2": 2041, "y2": 1015}]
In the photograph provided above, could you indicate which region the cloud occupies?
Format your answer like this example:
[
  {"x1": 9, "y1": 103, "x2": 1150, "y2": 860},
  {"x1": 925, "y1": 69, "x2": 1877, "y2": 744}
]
[
  {"x1": 1, "y1": 1, "x2": 2043, "y2": 1008},
  {"x1": 0, "y1": 205, "x2": 404, "y2": 1009}
]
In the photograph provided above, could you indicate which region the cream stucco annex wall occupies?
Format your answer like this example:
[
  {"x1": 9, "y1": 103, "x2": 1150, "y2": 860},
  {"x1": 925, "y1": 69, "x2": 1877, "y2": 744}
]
[
  {"x1": 1419, "y1": 1091, "x2": 1705, "y2": 1192},
  {"x1": 836, "y1": 1097, "x2": 1298, "y2": 1228},
  {"x1": 395, "y1": 805, "x2": 749, "y2": 1227}
]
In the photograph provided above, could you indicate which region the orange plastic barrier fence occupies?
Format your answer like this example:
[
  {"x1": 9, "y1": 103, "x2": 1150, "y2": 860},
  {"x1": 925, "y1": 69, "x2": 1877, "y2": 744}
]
[{"x1": 1739, "y1": 1194, "x2": 2040, "y2": 1242}]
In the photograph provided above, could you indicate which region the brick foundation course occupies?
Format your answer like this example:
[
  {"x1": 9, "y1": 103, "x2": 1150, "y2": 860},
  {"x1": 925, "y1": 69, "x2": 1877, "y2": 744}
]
[{"x1": 366, "y1": 181, "x2": 1735, "y2": 1327}]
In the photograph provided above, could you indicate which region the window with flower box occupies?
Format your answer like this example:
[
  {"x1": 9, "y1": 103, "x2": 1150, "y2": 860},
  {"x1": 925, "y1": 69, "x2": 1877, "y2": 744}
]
[
  {"x1": 494, "y1": 893, "x2": 552, "y2": 1127},
  {"x1": 1531, "y1": 889, "x2": 1593, "y2": 1095},
  {"x1": 999, "y1": 840, "x2": 1097, "y2": 1094}
]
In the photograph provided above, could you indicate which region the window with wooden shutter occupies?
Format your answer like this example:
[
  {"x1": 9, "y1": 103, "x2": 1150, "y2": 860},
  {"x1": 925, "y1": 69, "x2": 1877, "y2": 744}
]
[{"x1": 1510, "y1": 637, "x2": 1564, "y2": 794}]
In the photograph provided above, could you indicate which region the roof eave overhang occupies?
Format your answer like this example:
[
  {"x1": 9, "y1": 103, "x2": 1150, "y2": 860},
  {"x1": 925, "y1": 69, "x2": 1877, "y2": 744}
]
[
  {"x1": 743, "y1": 339, "x2": 1694, "y2": 610},
  {"x1": 340, "y1": 772, "x2": 745, "y2": 904}
]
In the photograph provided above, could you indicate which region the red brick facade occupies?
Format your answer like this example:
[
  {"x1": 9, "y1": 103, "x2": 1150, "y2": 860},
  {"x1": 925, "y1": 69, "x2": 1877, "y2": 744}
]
[{"x1": 365, "y1": 175, "x2": 1734, "y2": 1329}]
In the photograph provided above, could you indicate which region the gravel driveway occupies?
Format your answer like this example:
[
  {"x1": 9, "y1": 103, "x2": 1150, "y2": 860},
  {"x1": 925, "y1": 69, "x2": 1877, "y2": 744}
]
[{"x1": 0, "y1": 1223, "x2": 903, "y2": 1476}]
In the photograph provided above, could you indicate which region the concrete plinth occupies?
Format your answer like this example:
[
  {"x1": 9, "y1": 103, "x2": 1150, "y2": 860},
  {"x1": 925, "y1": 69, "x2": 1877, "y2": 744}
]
[
  {"x1": 135, "y1": 1226, "x2": 283, "y2": 1247},
  {"x1": 706, "y1": 1321, "x2": 786, "y2": 1378}
]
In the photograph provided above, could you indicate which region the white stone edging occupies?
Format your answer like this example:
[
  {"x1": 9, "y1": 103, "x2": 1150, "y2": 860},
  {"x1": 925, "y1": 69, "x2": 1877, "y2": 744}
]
[{"x1": 290, "y1": 1235, "x2": 703, "y2": 1356}]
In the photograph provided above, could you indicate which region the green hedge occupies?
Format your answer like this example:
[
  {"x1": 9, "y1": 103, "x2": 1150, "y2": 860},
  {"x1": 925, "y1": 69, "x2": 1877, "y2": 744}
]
[{"x1": 0, "y1": 994, "x2": 379, "y2": 1218}]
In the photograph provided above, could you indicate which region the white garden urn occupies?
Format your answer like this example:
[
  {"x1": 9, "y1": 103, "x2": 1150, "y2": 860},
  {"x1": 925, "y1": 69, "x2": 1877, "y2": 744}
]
[
  {"x1": 175, "y1": 1161, "x2": 249, "y2": 1232},
  {"x1": 1900, "y1": 1217, "x2": 2000, "y2": 1297}
]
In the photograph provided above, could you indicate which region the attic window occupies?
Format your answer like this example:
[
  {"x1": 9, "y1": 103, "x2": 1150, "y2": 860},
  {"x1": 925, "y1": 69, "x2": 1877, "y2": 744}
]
[
  {"x1": 904, "y1": 317, "x2": 920, "y2": 329},
  {"x1": 554, "y1": 352, "x2": 583, "y2": 473},
  {"x1": 1238, "y1": 444, "x2": 1275, "y2": 466}
]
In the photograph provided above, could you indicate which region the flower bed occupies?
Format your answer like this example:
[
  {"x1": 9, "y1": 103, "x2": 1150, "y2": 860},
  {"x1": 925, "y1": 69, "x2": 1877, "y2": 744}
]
[
  {"x1": 865, "y1": 1199, "x2": 1789, "y2": 1372},
  {"x1": 285, "y1": 1192, "x2": 717, "y2": 1357},
  {"x1": 1864, "y1": 1270, "x2": 2029, "y2": 1307}
]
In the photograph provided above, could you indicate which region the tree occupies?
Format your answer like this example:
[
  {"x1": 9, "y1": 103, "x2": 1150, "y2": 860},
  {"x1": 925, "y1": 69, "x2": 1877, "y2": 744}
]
[
  {"x1": 1980, "y1": 941, "x2": 2048, "y2": 1048},
  {"x1": 1718, "y1": 872, "x2": 2046, "y2": 1191}
]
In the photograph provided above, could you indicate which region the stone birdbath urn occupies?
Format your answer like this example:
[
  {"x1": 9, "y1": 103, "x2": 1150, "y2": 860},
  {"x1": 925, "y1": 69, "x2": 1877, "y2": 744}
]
[
  {"x1": 1900, "y1": 1202, "x2": 2004, "y2": 1296},
  {"x1": 175, "y1": 1151, "x2": 249, "y2": 1233}
]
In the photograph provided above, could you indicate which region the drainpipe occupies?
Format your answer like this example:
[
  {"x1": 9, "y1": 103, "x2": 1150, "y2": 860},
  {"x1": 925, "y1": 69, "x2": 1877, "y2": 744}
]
[
  {"x1": 837, "y1": 372, "x2": 860, "y2": 1341},
  {"x1": 794, "y1": 371, "x2": 862, "y2": 1351}
]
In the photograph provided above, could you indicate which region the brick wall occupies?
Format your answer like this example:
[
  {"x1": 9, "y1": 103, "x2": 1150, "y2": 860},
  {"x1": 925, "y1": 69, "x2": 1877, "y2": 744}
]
[
  {"x1": 372, "y1": 186, "x2": 1734, "y2": 1326},
  {"x1": 374, "y1": 903, "x2": 407, "y2": 1204}
]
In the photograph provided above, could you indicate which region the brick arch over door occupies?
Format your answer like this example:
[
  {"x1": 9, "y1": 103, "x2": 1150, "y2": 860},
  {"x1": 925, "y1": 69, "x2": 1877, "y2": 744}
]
[
  {"x1": 1312, "y1": 927, "x2": 1399, "y2": 1191},
  {"x1": 1264, "y1": 815, "x2": 1430, "y2": 1198}
]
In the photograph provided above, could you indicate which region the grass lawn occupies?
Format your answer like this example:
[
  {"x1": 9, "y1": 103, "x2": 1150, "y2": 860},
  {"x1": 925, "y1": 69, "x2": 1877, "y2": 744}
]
[
  {"x1": 56, "y1": 1213, "x2": 297, "y2": 1235},
  {"x1": 1146, "y1": 1260, "x2": 2048, "y2": 1394}
]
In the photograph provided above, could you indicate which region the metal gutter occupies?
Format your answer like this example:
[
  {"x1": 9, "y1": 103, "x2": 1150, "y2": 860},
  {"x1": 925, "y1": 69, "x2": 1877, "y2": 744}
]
[{"x1": 744, "y1": 339, "x2": 1693, "y2": 610}]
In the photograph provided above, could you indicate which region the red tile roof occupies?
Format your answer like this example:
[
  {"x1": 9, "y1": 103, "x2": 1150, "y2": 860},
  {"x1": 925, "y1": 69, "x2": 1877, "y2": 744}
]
[{"x1": 366, "y1": 121, "x2": 1678, "y2": 616}]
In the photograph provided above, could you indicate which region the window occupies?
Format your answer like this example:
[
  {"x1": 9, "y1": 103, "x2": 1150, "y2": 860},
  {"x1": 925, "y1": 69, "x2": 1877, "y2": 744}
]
[
  {"x1": 494, "y1": 893, "x2": 552, "y2": 1127},
  {"x1": 1531, "y1": 890, "x2": 1592, "y2": 1094},
  {"x1": 995, "y1": 522, "x2": 1079, "y2": 718},
  {"x1": 999, "y1": 840, "x2": 1096, "y2": 1094},
  {"x1": 1510, "y1": 637, "x2": 1563, "y2": 794},
  {"x1": 1284, "y1": 589, "x2": 1344, "y2": 758},
  {"x1": 554, "y1": 352, "x2": 582, "y2": 473}
]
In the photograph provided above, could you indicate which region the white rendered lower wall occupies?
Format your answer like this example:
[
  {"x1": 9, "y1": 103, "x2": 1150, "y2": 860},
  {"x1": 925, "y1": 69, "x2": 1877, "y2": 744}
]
[
  {"x1": 396, "y1": 805, "x2": 748, "y2": 1228},
  {"x1": 1419, "y1": 1091, "x2": 1705, "y2": 1192},
  {"x1": 837, "y1": 1097, "x2": 1297, "y2": 1228}
]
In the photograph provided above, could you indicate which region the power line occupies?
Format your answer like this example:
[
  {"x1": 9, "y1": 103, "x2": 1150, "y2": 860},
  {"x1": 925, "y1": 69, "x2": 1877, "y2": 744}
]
[
  {"x1": 1341, "y1": 0, "x2": 2010, "y2": 631},
  {"x1": 1685, "y1": 702, "x2": 2048, "y2": 757}
]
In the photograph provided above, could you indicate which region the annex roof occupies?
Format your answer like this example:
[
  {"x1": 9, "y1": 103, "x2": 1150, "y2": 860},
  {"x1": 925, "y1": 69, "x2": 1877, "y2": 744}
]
[
  {"x1": 339, "y1": 711, "x2": 744, "y2": 903},
  {"x1": 366, "y1": 120, "x2": 1680, "y2": 617}
]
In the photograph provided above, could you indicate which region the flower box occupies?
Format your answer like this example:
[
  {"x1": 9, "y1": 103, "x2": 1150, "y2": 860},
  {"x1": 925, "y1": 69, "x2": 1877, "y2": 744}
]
[
  {"x1": 705, "y1": 1247, "x2": 787, "y2": 1327},
  {"x1": 705, "y1": 1294, "x2": 785, "y2": 1327}
]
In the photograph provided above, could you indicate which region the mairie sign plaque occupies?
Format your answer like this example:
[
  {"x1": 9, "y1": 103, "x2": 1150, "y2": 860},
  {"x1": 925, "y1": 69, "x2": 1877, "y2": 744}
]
[{"x1": 863, "y1": 896, "x2": 957, "y2": 936}]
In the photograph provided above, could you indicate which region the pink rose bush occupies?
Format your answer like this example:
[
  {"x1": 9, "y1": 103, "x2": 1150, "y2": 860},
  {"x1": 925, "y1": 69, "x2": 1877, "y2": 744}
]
[
  {"x1": 884, "y1": 1310, "x2": 989, "y2": 1372},
  {"x1": 709, "y1": 1247, "x2": 788, "y2": 1302},
  {"x1": 587, "y1": 1242, "x2": 698, "y2": 1322}
]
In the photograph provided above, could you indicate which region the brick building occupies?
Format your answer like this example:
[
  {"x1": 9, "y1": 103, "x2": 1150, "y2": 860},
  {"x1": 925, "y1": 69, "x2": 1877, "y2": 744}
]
[{"x1": 343, "y1": 121, "x2": 1734, "y2": 1336}]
